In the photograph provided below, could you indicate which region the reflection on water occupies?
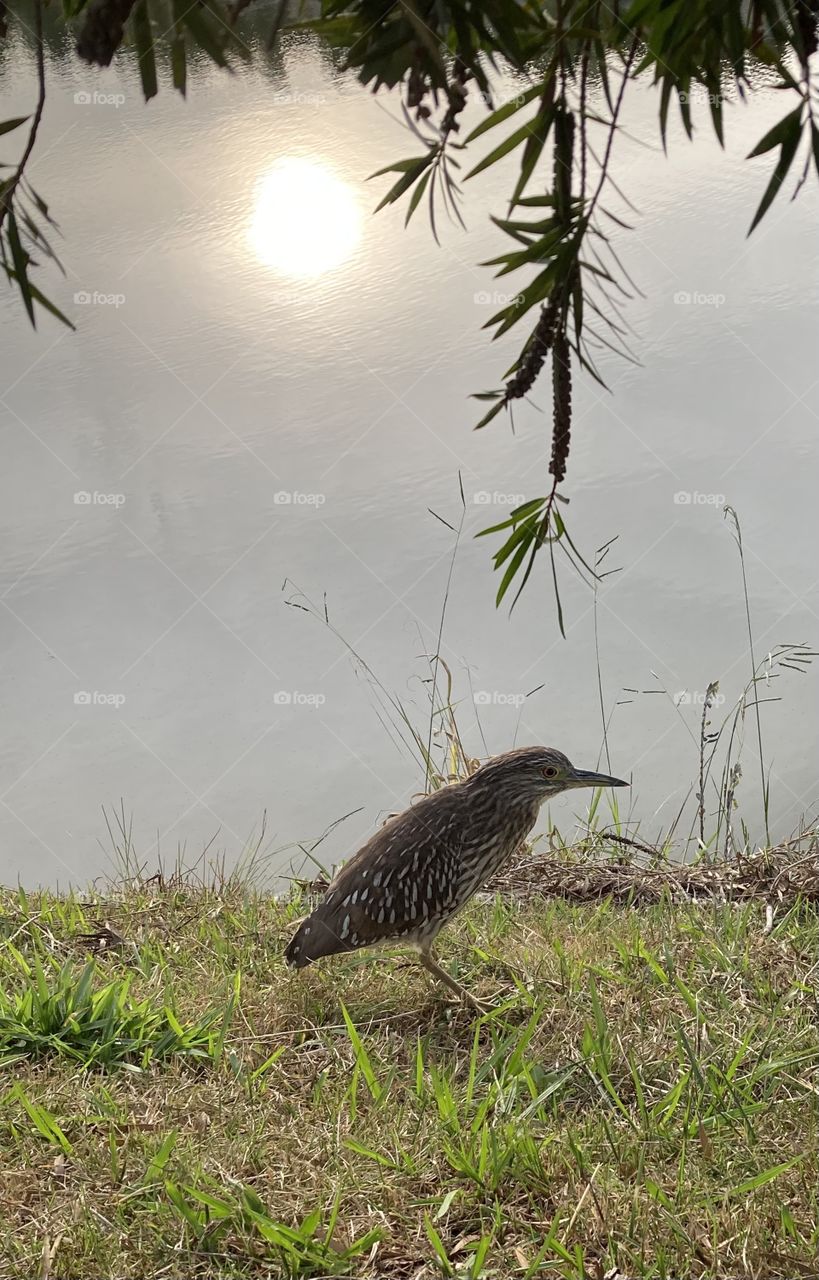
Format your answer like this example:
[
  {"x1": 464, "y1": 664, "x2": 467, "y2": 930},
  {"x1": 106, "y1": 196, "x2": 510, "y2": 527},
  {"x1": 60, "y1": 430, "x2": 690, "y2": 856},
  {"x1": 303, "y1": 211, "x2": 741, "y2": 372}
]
[
  {"x1": 249, "y1": 157, "x2": 361, "y2": 277},
  {"x1": 0, "y1": 26, "x2": 818, "y2": 887}
]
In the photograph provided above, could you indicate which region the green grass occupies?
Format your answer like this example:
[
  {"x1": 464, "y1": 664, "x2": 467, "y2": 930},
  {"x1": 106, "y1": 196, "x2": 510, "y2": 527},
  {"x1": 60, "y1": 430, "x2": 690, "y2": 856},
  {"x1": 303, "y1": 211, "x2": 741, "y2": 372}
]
[{"x1": 0, "y1": 881, "x2": 816, "y2": 1279}]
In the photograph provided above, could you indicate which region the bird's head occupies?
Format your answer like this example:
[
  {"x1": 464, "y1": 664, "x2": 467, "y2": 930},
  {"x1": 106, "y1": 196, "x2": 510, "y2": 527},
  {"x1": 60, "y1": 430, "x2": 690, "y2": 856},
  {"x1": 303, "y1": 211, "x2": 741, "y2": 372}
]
[{"x1": 468, "y1": 745, "x2": 629, "y2": 805}]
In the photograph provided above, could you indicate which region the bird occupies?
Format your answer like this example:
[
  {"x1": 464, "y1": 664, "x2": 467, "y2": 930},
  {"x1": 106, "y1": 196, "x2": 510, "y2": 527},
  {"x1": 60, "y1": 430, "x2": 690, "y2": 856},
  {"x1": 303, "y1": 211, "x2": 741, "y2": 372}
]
[{"x1": 285, "y1": 745, "x2": 628, "y2": 1010}]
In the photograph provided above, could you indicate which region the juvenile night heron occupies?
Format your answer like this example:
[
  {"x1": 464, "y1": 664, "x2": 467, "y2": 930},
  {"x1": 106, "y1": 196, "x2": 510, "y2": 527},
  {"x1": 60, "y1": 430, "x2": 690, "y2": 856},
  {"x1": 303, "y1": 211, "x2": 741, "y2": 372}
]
[{"x1": 285, "y1": 746, "x2": 628, "y2": 1009}]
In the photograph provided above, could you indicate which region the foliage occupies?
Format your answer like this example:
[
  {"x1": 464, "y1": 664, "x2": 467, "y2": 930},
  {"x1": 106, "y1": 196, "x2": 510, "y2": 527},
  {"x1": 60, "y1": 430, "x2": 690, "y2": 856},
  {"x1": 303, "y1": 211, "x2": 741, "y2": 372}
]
[
  {"x1": 0, "y1": 941, "x2": 237, "y2": 1066},
  {"x1": 2, "y1": 0, "x2": 819, "y2": 611},
  {"x1": 0, "y1": 875, "x2": 817, "y2": 1276}
]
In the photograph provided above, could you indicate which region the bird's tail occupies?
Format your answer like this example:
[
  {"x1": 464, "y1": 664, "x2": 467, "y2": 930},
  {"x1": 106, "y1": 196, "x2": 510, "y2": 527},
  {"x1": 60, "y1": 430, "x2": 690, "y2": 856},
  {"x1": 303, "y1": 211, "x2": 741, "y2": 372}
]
[{"x1": 284, "y1": 912, "x2": 344, "y2": 969}]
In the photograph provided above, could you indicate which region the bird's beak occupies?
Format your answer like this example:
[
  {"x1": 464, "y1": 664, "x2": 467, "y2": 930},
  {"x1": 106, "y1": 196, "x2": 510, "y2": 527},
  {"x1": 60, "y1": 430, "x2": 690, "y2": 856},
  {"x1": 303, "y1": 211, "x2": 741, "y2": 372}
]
[{"x1": 568, "y1": 767, "x2": 629, "y2": 789}]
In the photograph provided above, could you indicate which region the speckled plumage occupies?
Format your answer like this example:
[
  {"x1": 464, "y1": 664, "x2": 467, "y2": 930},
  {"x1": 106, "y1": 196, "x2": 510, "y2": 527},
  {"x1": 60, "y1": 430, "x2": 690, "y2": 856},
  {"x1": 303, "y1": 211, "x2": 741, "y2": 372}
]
[{"x1": 285, "y1": 745, "x2": 628, "y2": 1006}]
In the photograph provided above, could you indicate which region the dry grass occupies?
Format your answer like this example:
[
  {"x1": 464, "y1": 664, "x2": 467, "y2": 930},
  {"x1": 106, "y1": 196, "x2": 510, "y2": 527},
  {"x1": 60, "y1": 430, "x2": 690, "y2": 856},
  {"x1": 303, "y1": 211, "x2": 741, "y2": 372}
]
[{"x1": 0, "y1": 864, "x2": 817, "y2": 1280}]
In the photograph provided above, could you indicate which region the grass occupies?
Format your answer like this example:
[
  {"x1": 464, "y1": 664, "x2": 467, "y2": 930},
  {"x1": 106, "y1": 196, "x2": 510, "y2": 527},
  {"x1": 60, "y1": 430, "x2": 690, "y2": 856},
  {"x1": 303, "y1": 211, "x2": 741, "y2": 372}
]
[{"x1": 0, "y1": 875, "x2": 816, "y2": 1279}]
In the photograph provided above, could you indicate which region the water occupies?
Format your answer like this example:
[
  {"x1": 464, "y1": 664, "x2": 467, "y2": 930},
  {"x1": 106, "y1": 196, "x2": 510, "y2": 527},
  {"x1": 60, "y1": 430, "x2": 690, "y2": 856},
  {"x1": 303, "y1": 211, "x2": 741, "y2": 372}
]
[{"x1": 1, "y1": 20, "x2": 818, "y2": 886}]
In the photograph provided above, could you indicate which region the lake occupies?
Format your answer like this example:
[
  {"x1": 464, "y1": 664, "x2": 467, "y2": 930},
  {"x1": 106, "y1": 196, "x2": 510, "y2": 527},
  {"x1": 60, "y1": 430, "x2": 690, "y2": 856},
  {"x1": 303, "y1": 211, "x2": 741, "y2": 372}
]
[{"x1": 1, "y1": 14, "x2": 817, "y2": 886}]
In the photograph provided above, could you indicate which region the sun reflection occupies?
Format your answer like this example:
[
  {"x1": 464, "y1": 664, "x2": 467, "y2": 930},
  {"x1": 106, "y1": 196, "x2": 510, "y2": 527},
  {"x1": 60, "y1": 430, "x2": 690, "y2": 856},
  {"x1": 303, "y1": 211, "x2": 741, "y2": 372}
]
[{"x1": 249, "y1": 157, "x2": 361, "y2": 279}]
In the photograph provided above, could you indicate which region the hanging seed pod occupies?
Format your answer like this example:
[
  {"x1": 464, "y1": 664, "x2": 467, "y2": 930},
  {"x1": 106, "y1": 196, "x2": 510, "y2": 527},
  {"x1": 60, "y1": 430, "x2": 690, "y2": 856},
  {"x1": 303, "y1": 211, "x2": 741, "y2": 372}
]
[
  {"x1": 441, "y1": 58, "x2": 470, "y2": 137},
  {"x1": 503, "y1": 294, "x2": 561, "y2": 404},
  {"x1": 548, "y1": 102, "x2": 575, "y2": 483},
  {"x1": 550, "y1": 331, "x2": 571, "y2": 482}
]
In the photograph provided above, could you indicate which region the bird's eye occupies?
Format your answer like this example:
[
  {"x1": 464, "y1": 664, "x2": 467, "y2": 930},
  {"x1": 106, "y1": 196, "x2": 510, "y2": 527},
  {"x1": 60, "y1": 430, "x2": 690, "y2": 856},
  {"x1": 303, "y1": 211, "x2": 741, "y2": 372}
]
[{"x1": 543, "y1": 765, "x2": 558, "y2": 779}]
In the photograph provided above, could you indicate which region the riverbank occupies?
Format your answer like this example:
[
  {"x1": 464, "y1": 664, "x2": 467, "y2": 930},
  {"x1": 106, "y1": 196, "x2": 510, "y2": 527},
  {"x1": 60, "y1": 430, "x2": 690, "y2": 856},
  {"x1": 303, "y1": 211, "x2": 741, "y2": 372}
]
[{"x1": 0, "y1": 853, "x2": 817, "y2": 1279}]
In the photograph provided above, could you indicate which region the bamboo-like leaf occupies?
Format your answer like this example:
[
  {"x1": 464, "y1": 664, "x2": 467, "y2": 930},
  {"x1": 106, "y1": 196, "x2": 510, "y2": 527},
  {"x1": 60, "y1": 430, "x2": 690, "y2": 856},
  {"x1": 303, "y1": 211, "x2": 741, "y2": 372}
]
[
  {"x1": 473, "y1": 398, "x2": 505, "y2": 429},
  {"x1": 0, "y1": 116, "x2": 30, "y2": 137},
  {"x1": 748, "y1": 117, "x2": 802, "y2": 233},
  {"x1": 747, "y1": 105, "x2": 803, "y2": 158},
  {"x1": 405, "y1": 166, "x2": 432, "y2": 225},
  {"x1": 182, "y1": 3, "x2": 228, "y2": 67},
  {"x1": 6, "y1": 209, "x2": 35, "y2": 326},
  {"x1": 132, "y1": 0, "x2": 158, "y2": 102},
  {"x1": 374, "y1": 155, "x2": 434, "y2": 213},
  {"x1": 466, "y1": 115, "x2": 544, "y2": 181},
  {"x1": 495, "y1": 535, "x2": 531, "y2": 605},
  {"x1": 464, "y1": 82, "x2": 544, "y2": 143}
]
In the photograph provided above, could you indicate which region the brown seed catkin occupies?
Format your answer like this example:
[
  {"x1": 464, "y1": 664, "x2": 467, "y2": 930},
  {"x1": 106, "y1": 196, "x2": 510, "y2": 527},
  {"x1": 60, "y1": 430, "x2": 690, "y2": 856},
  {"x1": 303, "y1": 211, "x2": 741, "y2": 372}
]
[
  {"x1": 550, "y1": 330, "x2": 571, "y2": 483},
  {"x1": 503, "y1": 296, "x2": 560, "y2": 404}
]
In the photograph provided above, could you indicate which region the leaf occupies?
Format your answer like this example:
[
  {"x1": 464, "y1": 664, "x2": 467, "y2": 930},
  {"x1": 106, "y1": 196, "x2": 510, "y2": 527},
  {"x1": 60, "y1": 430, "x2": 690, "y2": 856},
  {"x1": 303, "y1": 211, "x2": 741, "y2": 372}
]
[
  {"x1": 340, "y1": 1002, "x2": 382, "y2": 1101},
  {"x1": 486, "y1": 261, "x2": 558, "y2": 338},
  {"x1": 370, "y1": 156, "x2": 433, "y2": 179},
  {"x1": 495, "y1": 536, "x2": 530, "y2": 606},
  {"x1": 6, "y1": 209, "x2": 35, "y2": 326},
  {"x1": 170, "y1": 38, "x2": 186, "y2": 94},
  {"x1": 405, "y1": 166, "x2": 432, "y2": 225},
  {"x1": 23, "y1": 279, "x2": 75, "y2": 329},
  {"x1": 12, "y1": 1085, "x2": 72, "y2": 1154},
  {"x1": 464, "y1": 82, "x2": 544, "y2": 143},
  {"x1": 374, "y1": 155, "x2": 433, "y2": 213},
  {"x1": 747, "y1": 105, "x2": 803, "y2": 158},
  {"x1": 424, "y1": 1213, "x2": 454, "y2": 1276},
  {"x1": 182, "y1": 3, "x2": 228, "y2": 68},
  {"x1": 466, "y1": 115, "x2": 544, "y2": 181},
  {"x1": 473, "y1": 398, "x2": 505, "y2": 430},
  {"x1": 748, "y1": 117, "x2": 802, "y2": 234},
  {"x1": 132, "y1": 0, "x2": 158, "y2": 102},
  {"x1": 0, "y1": 116, "x2": 30, "y2": 137},
  {"x1": 727, "y1": 1158, "x2": 800, "y2": 1197}
]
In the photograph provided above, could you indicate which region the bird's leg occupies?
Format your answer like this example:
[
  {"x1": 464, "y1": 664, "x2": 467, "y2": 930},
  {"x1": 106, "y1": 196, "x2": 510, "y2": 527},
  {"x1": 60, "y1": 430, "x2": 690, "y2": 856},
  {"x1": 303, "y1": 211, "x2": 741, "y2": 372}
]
[{"x1": 417, "y1": 947, "x2": 490, "y2": 1015}]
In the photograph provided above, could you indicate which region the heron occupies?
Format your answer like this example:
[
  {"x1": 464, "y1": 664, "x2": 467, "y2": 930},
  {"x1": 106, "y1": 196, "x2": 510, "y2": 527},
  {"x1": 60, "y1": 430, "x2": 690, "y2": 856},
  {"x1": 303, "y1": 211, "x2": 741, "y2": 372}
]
[{"x1": 285, "y1": 745, "x2": 629, "y2": 1010}]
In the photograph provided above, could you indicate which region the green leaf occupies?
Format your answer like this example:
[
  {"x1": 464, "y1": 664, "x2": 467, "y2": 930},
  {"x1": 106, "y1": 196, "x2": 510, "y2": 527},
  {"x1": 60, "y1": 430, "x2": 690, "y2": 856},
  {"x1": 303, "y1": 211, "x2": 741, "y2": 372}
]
[
  {"x1": 747, "y1": 106, "x2": 803, "y2": 158},
  {"x1": 6, "y1": 209, "x2": 35, "y2": 326},
  {"x1": 374, "y1": 155, "x2": 434, "y2": 213},
  {"x1": 727, "y1": 1158, "x2": 800, "y2": 1197},
  {"x1": 405, "y1": 166, "x2": 432, "y2": 225},
  {"x1": 340, "y1": 1002, "x2": 382, "y2": 1101},
  {"x1": 464, "y1": 82, "x2": 544, "y2": 144},
  {"x1": 370, "y1": 156, "x2": 433, "y2": 179},
  {"x1": 473, "y1": 398, "x2": 505, "y2": 430},
  {"x1": 495, "y1": 535, "x2": 531, "y2": 605},
  {"x1": 182, "y1": 3, "x2": 228, "y2": 68},
  {"x1": 509, "y1": 105, "x2": 554, "y2": 207},
  {"x1": 423, "y1": 1213, "x2": 454, "y2": 1275},
  {"x1": 170, "y1": 38, "x2": 187, "y2": 94},
  {"x1": 132, "y1": 0, "x2": 158, "y2": 101},
  {"x1": 486, "y1": 261, "x2": 558, "y2": 338},
  {"x1": 748, "y1": 117, "x2": 802, "y2": 234},
  {"x1": 466, "y1": 115, "x2": 544, "y2": 181},
  {"x1": 0, "y1": 116, "x2": 30, "y2": 137}
]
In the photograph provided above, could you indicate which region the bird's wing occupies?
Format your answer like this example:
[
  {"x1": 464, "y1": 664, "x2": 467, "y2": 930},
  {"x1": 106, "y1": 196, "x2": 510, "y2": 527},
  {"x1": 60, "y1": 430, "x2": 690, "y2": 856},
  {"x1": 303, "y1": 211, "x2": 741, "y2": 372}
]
[{"x1": 310, "y1": 789, "x2": 466, "y2": 951}]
